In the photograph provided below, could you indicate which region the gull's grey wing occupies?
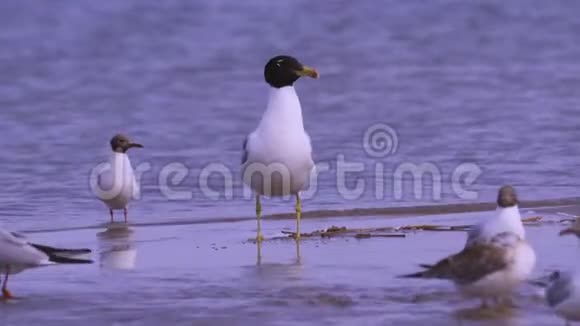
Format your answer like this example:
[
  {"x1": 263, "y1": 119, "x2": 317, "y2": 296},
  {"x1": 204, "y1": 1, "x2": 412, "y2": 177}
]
[
  {"x1": 402, "y1": 238, "x2": 509, "y2": 284},
  {"x1": 0, "y1": 230, "x2": 48, "y2": 265},
  {"x1": 546, "y1": 271, "x2": 574, "y2": 307},
  {"x1": 436, "y1": 243, "x2": 508, "y2": 284},
  {"x1": 9, "y1": 231, "x2": 27, "y2": 240},
  {"x1": 241, "y1": 136, "x2": 249, "y2": 164},
  {"x1": 0, "y1": 230, "x2": 28, "y2": 247}
]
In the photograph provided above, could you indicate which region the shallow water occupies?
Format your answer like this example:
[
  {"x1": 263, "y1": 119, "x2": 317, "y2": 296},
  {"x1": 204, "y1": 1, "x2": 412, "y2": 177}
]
[
  {"x1": 0, "y1": 207, "x2": 577, "y2": 326},
  {"x1": 1, "y1": 0, "x2": 580, "y2": 230}
]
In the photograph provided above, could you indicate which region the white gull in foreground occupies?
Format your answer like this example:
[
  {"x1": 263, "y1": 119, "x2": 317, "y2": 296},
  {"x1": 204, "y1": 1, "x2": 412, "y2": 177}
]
[
  {"x1": 241, "y1": 55, "x2": 318, "y2": 242},
  {"x1": 95, "y1": 134, "x2": 143, "y2": 224},
  {"x1": 0, "y1": 229, "x2": 92, "y2": 298},
  {"x1": 465, "y1": 185, "x2": 525, "y2": 247},
  {"x1": 402, "y1": 231, "x2": 536, "y2": 307}
]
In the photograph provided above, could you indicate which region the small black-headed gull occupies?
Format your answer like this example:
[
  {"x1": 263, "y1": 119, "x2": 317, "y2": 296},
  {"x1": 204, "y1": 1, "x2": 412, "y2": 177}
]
[
  {"x1": 465, "y1": 185, "x2": 525, "y2": 247},
  {"x1": 241, "y1": 55, "x2": 318, "y2": 242},
  {"x1": 0, "y1": 229, "x2": 92, "y2": 298},
  {"x1": 401, "y1": 232, "x2": 536, "y2": 307},
  {"x1": 96, "y1": 134, "x2": 143, "y2": 223}
]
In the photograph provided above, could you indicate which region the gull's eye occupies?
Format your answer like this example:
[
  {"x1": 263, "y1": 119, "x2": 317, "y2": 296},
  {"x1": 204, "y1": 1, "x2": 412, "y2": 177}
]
[{"x1": 276, "y1": 59, "x2": 284, "y2": 67}]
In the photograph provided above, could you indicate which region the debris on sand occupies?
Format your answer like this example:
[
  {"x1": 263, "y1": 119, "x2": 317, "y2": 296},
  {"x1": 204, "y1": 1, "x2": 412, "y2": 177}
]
[
  {"x1": 263, "y1": 215, "x2": 552, "y2": 242},
  {"x1": 279, "y1": 225, "x2": 405, "y2": 240}
]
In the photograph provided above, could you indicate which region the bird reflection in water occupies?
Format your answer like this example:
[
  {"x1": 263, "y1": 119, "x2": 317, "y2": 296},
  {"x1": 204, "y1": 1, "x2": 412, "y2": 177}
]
[
  {"x1": 256, "y1": 239, "x2": 302, "y2": 266},
  {"x1": 97, "y1": 225, "x2": 137, "y2": 270}
]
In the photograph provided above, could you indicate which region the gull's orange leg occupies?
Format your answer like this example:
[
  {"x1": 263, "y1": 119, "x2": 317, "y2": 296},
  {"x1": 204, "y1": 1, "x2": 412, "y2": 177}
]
[
  {"x1": 109, "y1": 209, "x2": 114, "y2": 223},
  {"x1": 2, "y1": 267, "x2": 13, "y2": 300},
  {"x1": 123, "y1": 208, "x2": 128, "y2": 224}
]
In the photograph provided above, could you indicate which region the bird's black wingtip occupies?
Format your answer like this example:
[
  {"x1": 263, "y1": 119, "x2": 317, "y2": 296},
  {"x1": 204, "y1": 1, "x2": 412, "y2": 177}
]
[
  {"x1": 397, "y1": 263, "x2": 433, "y2": 278},
  {"x1": 31, "y1": 243, "x2": 92, "y2": 255},
  {"x1": 49, "y1": 255, "x2": 93, "y2": 264},
  {"x1": 30, "y1": 243, "x2": 93, "y2": 264},
  {"x1": 397, "y1": 271, "x2": 426, "y2": 279}
]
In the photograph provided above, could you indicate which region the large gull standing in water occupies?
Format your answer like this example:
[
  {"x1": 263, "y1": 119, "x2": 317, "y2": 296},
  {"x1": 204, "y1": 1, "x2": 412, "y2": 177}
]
[{"x1": 241, "y1": 55, "x2": 318, "y2": 242}]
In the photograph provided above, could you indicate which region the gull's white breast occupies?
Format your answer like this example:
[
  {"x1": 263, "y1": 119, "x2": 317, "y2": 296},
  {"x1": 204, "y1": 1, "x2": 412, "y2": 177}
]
[
  {"x1": 96, "y1": 153, "x2": 139, "y2": 209},
  {"x1": 467, "y1": 206, "x2": 525, "y2": 246},
  {"x1": 243, "y1": 86, "x2": 314, "y2": 196}
]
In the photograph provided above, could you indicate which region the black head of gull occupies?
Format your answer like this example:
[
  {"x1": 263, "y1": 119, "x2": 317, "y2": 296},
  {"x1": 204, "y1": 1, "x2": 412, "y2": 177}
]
[
  {"x1": 497, "y1": 185, "x2": 518, "y2": 208},
  {"x1": 264, "y1": 55, "x2": 319, "y2": 88},
  {"x1": 110, "y1": 134, "x2": 144, "y2": 153}
]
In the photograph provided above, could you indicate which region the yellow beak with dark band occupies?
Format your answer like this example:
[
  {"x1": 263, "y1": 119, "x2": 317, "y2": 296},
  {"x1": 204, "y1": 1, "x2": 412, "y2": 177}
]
[{"x1": 295, "y1": 65, "x2": 320, "y2": 79}]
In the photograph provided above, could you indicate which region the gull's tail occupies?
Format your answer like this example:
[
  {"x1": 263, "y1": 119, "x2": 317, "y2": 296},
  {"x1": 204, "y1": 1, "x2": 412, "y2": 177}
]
[
  {"x1": 399, "y1": 270, "x2": 429, "y2": 278},
  {"x1": 31, "y1": 243, "x2": 93, "y2": 264},
  {"x1": 399, "y1": 260, "x2": 452, "y2": 279}
]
